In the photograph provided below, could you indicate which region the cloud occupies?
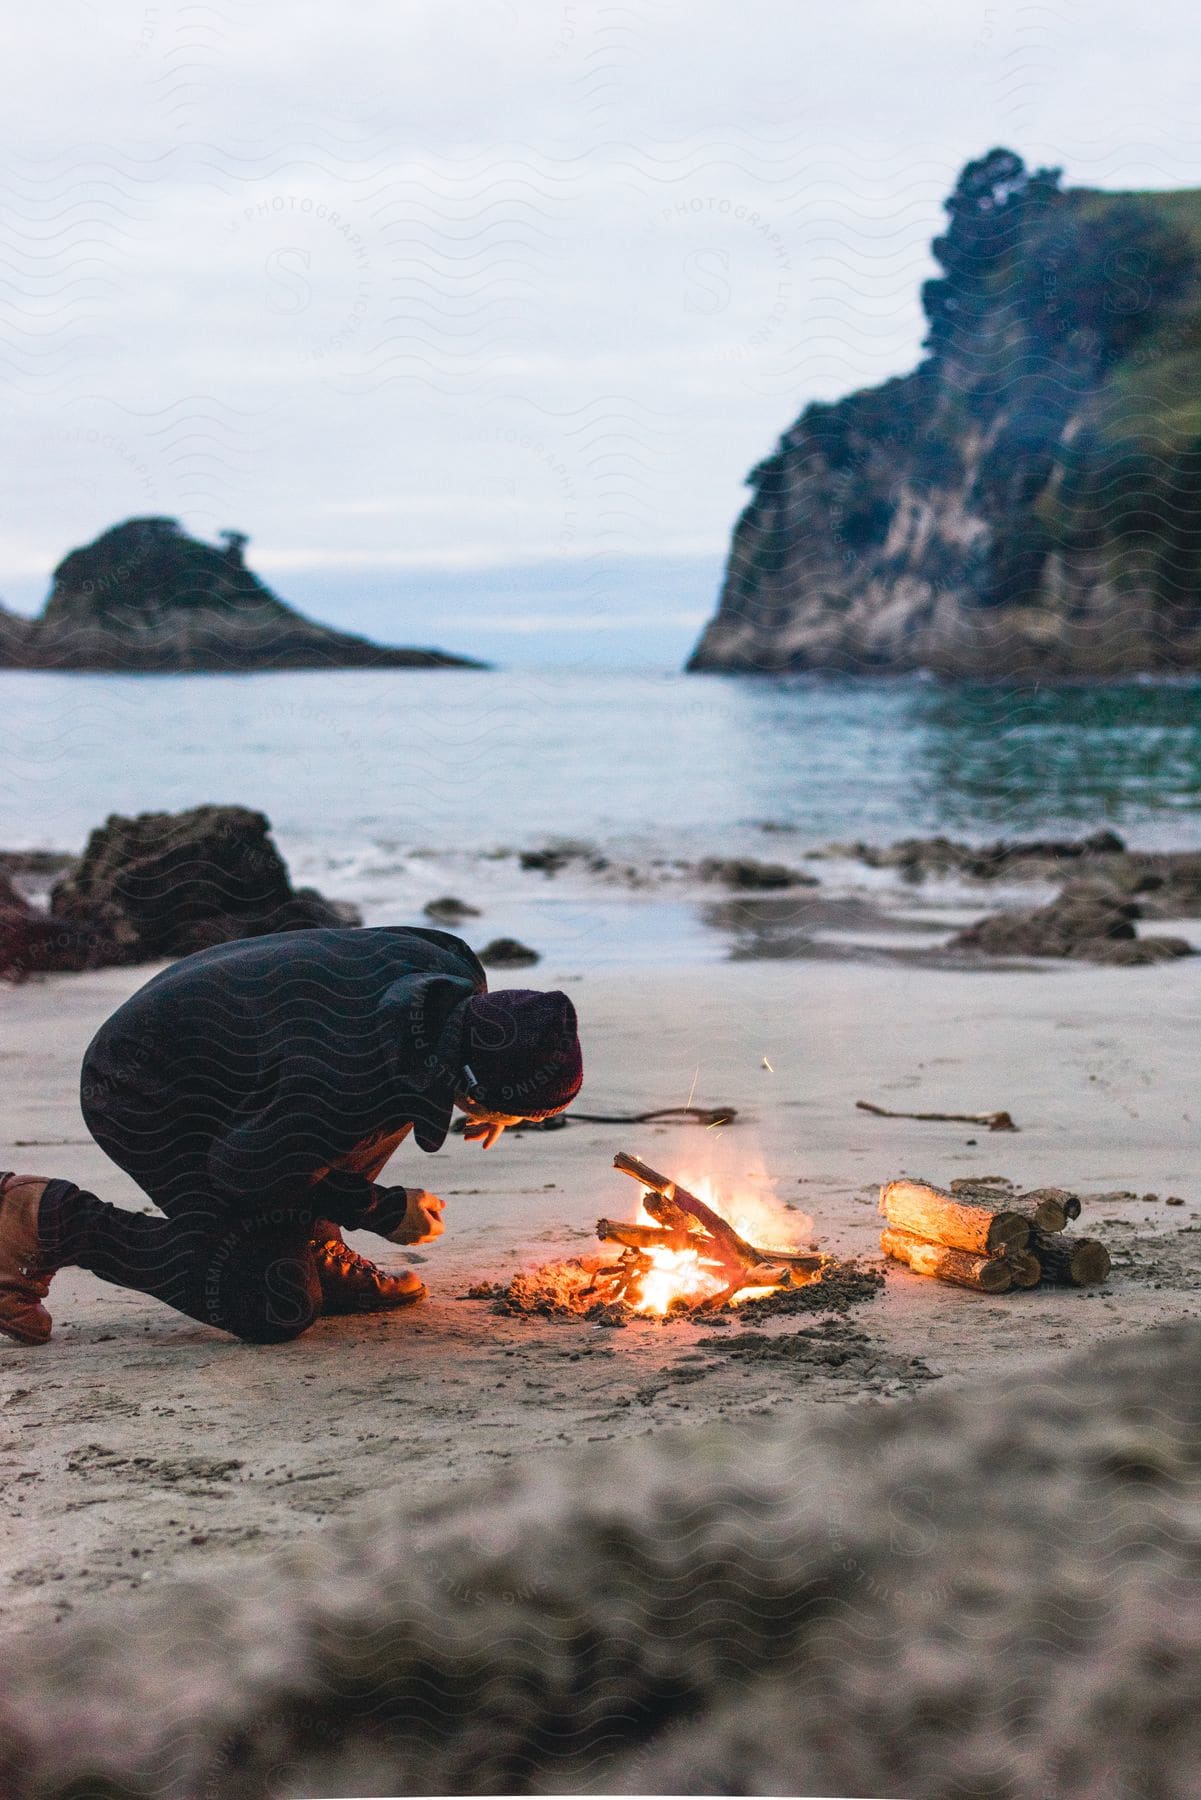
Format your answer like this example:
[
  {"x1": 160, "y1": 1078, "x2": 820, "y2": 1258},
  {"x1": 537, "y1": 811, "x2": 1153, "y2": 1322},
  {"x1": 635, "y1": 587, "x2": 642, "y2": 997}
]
[{"x1": 2, "y1": 1, "x2": 1200, "y2": 651}]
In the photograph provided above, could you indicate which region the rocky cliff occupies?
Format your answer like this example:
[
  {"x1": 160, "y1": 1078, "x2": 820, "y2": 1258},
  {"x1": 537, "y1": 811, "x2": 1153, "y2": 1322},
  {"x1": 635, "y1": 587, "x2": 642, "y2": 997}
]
[
  {"x1": 0, "y1": 518, "x2": 484, "y2": 671},
  {"x1": 690, "y1": 150, "x2": 1201, "y2": 677}
]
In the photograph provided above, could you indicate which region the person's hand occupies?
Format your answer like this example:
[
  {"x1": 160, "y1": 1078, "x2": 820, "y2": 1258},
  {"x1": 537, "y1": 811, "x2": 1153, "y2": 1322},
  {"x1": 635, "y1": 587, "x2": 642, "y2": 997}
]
[
  {"x1": 462, "y1": 1117, "x2": 508, "y2": 1149},
  {"x1": 387, "y1": 1188, "x2": 445, "y2": 1245}
]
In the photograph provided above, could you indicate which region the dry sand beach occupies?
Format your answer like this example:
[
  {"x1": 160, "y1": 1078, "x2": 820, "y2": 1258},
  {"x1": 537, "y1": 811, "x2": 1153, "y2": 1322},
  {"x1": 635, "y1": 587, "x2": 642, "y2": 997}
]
[{"x1": 3, "y1": 946, "x2": 1199, "y2": 1642}]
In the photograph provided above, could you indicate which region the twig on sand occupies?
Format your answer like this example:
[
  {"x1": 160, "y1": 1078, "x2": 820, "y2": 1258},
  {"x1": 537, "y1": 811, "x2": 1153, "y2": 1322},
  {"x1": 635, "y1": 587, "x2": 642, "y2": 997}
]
[
  {"x1": 856, "y1": 1100, "x2": 1018, "y2": 1132},
  {"x1": 571, "y1": 1105, "x2": 737, "y2": 1127},
  {"x1": 13, "y1": 1138, "x2": 91, "y2": 1147},
  {"x1": 454, "y1": 1105, "x2": 739, "y2": 1135}
]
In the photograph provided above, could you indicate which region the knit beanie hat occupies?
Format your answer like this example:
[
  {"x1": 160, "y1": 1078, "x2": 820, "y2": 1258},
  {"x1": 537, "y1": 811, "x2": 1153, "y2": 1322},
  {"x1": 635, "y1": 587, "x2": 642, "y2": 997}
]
[{"x1": 461, "y1": 989, "x2": 582, "y2": 1118}]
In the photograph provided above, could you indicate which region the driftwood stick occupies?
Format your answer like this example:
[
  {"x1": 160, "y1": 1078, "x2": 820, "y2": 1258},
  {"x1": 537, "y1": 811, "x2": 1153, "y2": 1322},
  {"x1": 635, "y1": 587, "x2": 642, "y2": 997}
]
[
  {"x1": 1033, "y1": 1230, "x2": 1111, "y2": 1287},
  {"x1": 571, "y1": 1105, "x2": 738, "y2": 1127},
  {"x1": 857, "y1": 1101, "x2": 1017, "y2": 1132},
  {"x1": 880, "y1": 1225, "x2": 1014, "y2": 1293},
  {"x1": 880, "y1": 1179, "x2": 1032, "y2": 1255}
]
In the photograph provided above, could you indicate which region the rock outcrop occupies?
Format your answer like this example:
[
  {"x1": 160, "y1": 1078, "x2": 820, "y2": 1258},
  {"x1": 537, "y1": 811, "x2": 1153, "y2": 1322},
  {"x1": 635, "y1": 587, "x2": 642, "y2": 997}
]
[
  {"x1": 951, "y1": 879, "x2": 1195, "y2": 963},
  {"x1": 0, "y1": 805, "x2": 359, "y2": 978},
  {"x1": 477, "y1": 935, "x2": 540, "y2": 966},
  {"x1": 3, "y1": 1322, "x2": 1201, "y2": 1797},
  {"x1": 0, "y1": 884, "x2": 120, "y2": 979},
  {"x1": 0, "y1": 518, "x2": 484, "y2": 672},
  {"x1": 690, "y1": 149, "x2": 1201, "y2": 677}
]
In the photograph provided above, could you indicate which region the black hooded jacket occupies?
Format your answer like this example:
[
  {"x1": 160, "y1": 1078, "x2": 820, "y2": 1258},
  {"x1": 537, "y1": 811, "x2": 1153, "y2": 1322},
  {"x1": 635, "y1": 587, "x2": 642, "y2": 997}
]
[{"x1": 80, "y1": 927, "x2": 486, "y2": 1222}]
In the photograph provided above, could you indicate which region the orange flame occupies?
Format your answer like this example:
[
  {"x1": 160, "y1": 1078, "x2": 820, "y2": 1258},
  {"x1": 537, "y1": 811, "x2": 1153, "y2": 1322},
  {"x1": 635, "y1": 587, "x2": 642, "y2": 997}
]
[{"x1": 628, "y1": 1173, "x2": 809, "y2": 1316}]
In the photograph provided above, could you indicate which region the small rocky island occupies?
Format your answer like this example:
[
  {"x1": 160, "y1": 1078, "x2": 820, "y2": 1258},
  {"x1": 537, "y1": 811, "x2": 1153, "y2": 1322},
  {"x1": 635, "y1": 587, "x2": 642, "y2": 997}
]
[
  {"x1": 0, "y1": 518, "x2": 484, "y2": 672},
  {"x1": 690, "y1": 150, "x2": 1201, "y2": 678}
]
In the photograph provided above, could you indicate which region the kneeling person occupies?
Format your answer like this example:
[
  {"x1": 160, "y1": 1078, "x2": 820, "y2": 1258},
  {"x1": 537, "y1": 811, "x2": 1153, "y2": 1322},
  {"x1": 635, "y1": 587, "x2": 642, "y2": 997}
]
[{"x1": 0, "y1": 926, "x2": 582, "y2": 1345}]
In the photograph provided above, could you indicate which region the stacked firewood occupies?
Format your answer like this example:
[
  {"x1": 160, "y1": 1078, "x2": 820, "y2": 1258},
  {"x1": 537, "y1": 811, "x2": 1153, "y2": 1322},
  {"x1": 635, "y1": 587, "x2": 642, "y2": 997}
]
[{"x1": 880, "y1": 1176, "x2": 1111, "y2": 1293}]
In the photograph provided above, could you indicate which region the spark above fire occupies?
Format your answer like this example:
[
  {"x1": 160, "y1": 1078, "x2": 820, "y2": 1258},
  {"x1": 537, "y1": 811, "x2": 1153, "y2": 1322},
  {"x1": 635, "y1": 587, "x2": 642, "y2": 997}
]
[{"x1": 589, "y1": 1152, "x2": 829, "y2": 1317}]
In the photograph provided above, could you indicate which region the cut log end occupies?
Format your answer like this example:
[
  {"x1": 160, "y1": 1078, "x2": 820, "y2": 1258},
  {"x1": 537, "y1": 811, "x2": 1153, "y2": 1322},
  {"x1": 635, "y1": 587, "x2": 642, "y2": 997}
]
[
  {"x1": 1006, "y1": 1248, "x2": 1043, "y2": 1289},
  {"x1": 1020, "y1": 1188, "x2": 1083, "y2": 1233},
  {"x1": 1034, "y1": 1231, "x2": 1111, "y2": 1287}
]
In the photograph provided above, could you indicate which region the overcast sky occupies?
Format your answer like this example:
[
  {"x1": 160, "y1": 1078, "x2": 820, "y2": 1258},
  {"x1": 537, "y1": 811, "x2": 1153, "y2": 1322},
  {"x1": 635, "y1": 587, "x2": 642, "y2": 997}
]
[{"x1": 3, "y1": 0, "x2": 1200, "y2": 663}]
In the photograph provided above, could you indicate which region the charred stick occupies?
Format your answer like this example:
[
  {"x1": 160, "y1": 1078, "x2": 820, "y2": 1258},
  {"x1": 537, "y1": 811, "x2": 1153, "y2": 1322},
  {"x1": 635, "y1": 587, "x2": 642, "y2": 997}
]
[
  {"x1": 595, "y1": 1218, "x2": 700, "y2": 1253},
  {"x1": 614, "y1": 1153, "x2": 763, "y2": 1261},
  {"x1": 642, "y1": 1189, "x2": 819, "y2": 1282},
  {"x1": 642, "y1": 1192, "x2": 707, "y2": 1237},
  {"x1": 645, "y1": 1189, "x2": 825, "y2": 1278}
]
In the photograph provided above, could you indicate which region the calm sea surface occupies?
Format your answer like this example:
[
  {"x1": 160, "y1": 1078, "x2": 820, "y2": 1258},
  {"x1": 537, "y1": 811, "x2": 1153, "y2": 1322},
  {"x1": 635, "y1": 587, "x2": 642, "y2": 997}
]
[{"x1": 3, "y1": 670, "x2": 1200, "y2": 964}]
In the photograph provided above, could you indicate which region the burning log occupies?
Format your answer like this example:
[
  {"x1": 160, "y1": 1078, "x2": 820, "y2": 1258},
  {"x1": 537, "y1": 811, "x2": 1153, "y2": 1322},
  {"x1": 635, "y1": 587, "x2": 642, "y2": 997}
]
[
  {"x1": 614, "y1": 1152, "x2": 826, "y2": 1278},
  {"x1": 880, "y1": 1179, "x2": 1031, "y2": 1256},
  {"x1": 879, "y1": 1225, "x2": 1013, "y2": 1293},
  {"x1": 1033, "y1": 1230, "x2": 1111, "y2": 1287},
  {"x1": 596, "y1": 1152, "x2": 828, "y2": 1314}
]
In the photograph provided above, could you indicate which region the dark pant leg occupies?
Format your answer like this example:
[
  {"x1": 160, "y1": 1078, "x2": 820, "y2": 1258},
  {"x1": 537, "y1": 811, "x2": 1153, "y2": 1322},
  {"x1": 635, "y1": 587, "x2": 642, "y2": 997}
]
[{"x1": 44, "y1": 1095, "x2": 321, "y2": 1344}]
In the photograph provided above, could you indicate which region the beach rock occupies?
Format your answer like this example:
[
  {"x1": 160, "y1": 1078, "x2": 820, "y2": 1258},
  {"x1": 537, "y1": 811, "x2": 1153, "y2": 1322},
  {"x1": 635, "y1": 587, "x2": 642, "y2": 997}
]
[
  {"x1": 3, "y1": 1323, "x2": 1201, "y2": 1797},
  {"x1": 689, "y1": 150, "x2": 1201, "y2": 678},
  {"x1": 48, "y1": 805, "x2": 360, "y2": 962},
  {"x1": 698, "y1": 857, "x2": 818, "y2": 890},
  {"x1": 0, "y1": 889, "x2": 121, "y2": 980},
  {"x1": 423, "y1": 896, "x2": 481, "y2": 923},
  {"x1": 1128, "y1": 855, "x2": 1201, "y2": 918},
  {"x1": 477, "y1": 936, "x2": 541, "y2": 967},
  {"x1": 520, "y1": 848, "x2": 571, "y2": 875},
  {"x1": 952, "y1": 880, "x2": 1194, "y2": 963},
  {"x1": 0, "y1": 518, "x2": 486, "y2": 672}
]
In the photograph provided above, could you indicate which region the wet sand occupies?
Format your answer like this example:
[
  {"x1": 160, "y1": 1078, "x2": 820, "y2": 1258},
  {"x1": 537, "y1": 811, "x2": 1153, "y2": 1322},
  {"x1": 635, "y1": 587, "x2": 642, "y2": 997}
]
[{"x1": 1, "y1": 950, "x2": 1199, "y2": 1638}]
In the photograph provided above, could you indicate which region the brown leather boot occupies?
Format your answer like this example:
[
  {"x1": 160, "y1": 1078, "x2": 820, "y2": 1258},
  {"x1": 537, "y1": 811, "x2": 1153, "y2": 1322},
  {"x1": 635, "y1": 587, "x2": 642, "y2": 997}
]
[
  {"x1": 311, "y1": 1226, "x2": 426, "y2": 1315},
  {"x1": 0, "y1": 1173, "x2": 58, "y2": 1345}
]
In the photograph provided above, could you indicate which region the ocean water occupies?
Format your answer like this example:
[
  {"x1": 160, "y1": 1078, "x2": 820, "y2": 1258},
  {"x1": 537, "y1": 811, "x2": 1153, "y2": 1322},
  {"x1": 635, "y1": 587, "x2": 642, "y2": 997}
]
[{"x1": 3, "y1": 669, "x2": 1200, "y2": 965}]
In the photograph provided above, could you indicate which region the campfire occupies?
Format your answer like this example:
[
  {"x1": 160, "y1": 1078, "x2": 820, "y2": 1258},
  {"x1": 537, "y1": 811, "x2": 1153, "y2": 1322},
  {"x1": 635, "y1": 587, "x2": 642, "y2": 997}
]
[{"x1": 587, "y1": 1152, "x2": 830, "y2": 1316}]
